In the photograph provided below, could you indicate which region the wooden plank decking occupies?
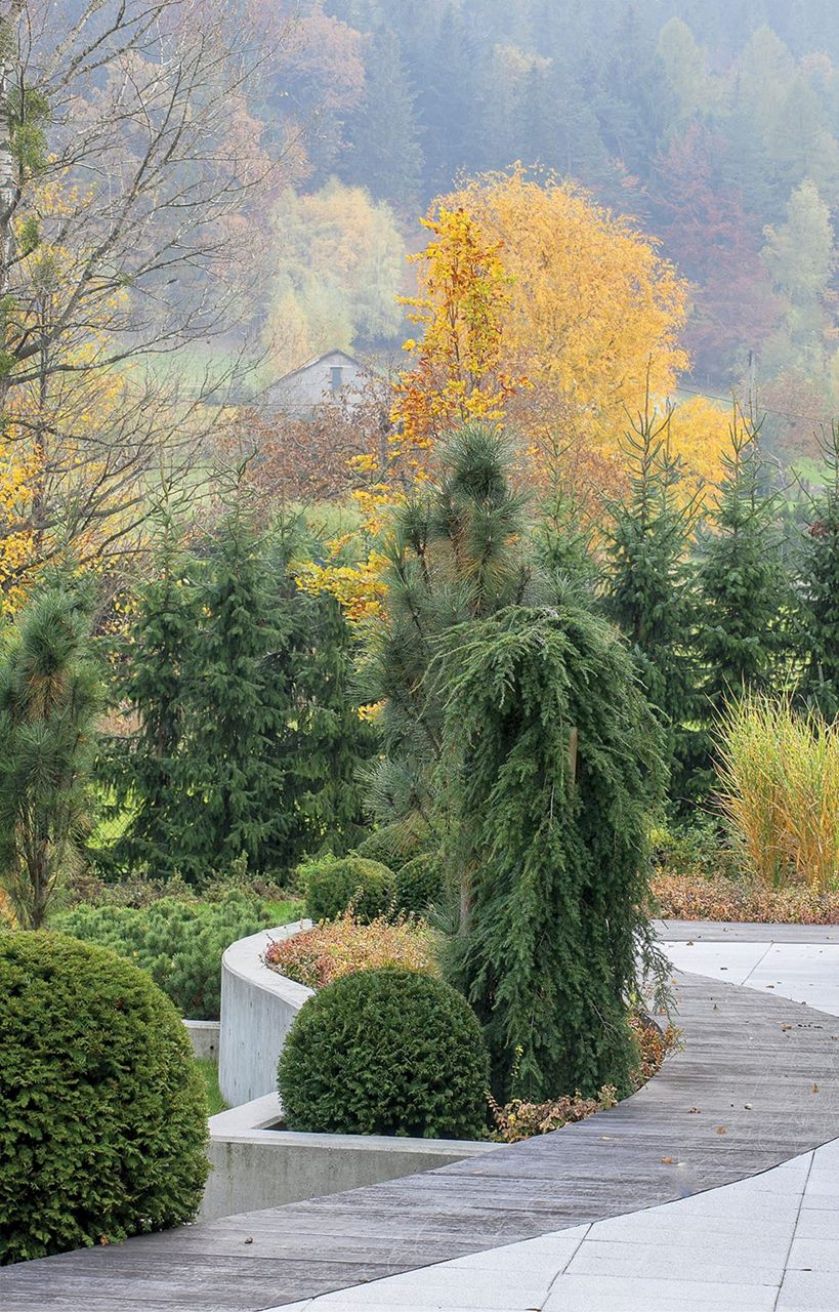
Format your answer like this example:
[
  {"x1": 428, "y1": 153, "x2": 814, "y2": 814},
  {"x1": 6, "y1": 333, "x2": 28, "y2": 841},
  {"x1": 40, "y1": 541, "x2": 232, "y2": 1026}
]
[{"x1": 3, "y1": 967, "x2": 839, "y2": 1311}]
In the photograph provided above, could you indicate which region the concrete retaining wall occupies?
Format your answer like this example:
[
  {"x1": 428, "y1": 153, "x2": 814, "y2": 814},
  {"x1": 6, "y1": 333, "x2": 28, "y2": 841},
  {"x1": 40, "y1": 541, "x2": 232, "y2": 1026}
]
[
  {"x1": 200, "y1": 1093, "x2": 502, "y2": 1221},
  {"x1": 218, "y1": 921, "x2": 313, "y2": 1108},
  {"x1": 183, "y1": 1019, "x2": 221, "y2": 1062}
]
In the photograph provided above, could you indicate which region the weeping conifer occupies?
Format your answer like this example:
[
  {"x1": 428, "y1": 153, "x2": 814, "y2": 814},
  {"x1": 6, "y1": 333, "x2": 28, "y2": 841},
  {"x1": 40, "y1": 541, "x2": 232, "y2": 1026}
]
[{"x1": 439, "y1": 603, "x2": 664, "y2": 1102}]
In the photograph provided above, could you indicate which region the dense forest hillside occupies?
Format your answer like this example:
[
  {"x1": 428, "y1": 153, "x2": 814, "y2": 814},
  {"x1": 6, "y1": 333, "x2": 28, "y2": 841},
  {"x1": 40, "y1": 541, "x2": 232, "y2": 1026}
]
[{"x1": 234, "y1": 0, "x2": 839, "y2": 454}]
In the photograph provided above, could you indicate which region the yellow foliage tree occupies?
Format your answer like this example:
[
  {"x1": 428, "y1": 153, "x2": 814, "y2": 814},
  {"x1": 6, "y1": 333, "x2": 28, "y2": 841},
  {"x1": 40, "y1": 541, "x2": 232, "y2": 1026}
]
[
  {"x1": 391, "y1": 206, "x2": 523, "y2": 472},
  {"x1": 443, "y1": 170, "x2": 689, "y2": 466}
]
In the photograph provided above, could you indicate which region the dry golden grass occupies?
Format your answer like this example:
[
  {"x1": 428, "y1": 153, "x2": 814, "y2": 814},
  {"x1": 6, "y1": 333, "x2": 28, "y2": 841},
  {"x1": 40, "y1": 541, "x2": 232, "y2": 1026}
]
[{"x1": 716, "y1": 695, "x2": 839, "y2": 893}]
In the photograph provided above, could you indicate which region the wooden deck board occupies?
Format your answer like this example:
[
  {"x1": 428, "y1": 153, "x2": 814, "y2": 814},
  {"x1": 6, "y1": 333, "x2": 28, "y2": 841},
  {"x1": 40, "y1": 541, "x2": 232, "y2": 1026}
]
[{"x1": 3, "y1": 968, "x2": 839, "y2": 1311}]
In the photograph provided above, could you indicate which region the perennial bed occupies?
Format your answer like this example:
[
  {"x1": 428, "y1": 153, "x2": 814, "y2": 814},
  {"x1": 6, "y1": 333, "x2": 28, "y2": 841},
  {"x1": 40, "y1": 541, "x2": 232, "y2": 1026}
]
[{"x1": 653, "y1": 872, "x2": 839, "y2": 924}]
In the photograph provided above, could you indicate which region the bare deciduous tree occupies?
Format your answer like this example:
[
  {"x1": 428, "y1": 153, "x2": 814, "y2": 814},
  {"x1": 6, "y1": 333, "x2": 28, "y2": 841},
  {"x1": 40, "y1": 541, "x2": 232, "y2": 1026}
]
[{"x1": 0, "y1": 0, "x2": 293, "y2": 592}]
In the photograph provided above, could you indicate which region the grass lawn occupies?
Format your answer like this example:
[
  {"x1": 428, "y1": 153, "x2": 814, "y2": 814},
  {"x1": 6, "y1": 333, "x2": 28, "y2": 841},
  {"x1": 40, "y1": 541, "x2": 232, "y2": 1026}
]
[
  {"x1": 264, "y1": 897, "x2": 305, "y2": 924},
  {"x1": 197, "y1": 1058, "x2": 227, "y2": 1116}
]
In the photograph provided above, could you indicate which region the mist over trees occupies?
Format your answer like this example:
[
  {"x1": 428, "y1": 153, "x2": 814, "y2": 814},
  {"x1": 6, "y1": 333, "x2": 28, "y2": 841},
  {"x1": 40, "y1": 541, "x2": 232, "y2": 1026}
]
[{"x1": 231, "y1": 0, "x2": 839, "y2": 458}]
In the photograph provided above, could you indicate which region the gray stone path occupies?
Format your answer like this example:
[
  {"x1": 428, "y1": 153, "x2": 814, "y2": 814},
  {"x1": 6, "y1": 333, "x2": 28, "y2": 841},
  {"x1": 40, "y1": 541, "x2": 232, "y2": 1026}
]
[{"x1": 272, "y1": 936, "x2": 839, "y2": 1312}]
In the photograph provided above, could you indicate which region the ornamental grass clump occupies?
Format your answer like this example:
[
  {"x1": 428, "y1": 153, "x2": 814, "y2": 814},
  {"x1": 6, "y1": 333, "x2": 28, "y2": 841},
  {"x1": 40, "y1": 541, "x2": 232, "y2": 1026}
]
[
  {"x1": 716, "y1": 695, "x2": 839, "y2": 892},
  {"x1": 264, "y1": 912, "x2": 435, "y2": 989},
  {"x1": 0, "y1": 933, "x2": 208, "y2": 1265},
  {"x1": 278, "y1": 967, "x2": 489, "y2": 1139}
]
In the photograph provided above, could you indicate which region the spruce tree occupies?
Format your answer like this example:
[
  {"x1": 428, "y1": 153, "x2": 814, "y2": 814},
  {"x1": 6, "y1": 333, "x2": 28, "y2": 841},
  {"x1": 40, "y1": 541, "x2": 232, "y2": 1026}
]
[
  {"x1": 0, "y1": 583, "x2": 101, "y2": 927},
  {"x1": 108, "y1": 518, "x2": 200, "y2": 876},
  {"x1": 798, "y1": 423, "x2": 839, "y2": 717},
  {"x1": 694, "y1": 415, "x2": 788, "y2": 743},
  {"x1": 182, "y1": 509, "x2": 290, "y2": 878},
  {"x1": 601, "y1": 405, "x2": 698, "y2": 804},
  {"x1": 111, "y1": 513, "x2": 371, "y2": 880},
  {"x1": 268, "y1": 523, "x2": 373, "y2": 857}
]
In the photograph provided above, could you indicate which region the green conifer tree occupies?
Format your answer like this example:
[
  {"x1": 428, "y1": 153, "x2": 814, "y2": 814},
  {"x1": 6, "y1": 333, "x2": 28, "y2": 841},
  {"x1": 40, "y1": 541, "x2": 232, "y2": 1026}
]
[
  {"x1": 797, "y1": 423, "x2": 839, "y2": 717},
  {"x1": 358, "y1": 424, "x2": 544, "y2": 844},
  {"x1": 601, "y1": 403, "x2": 698, "y2": 805},
  {"x1": 440, "y1": 603, "x2": 664, "y2": 1101},
  {"x1": 694, "y1": 414, "x2": 789, "y2": 748},
  {"x1": 111, "y1": 513, "x2": 370, "y2": 880},
  {"x1": 0, "y1": 582, "x2": 101, "y2": 927},
  {"x1": 108, "y1": 518, "x2": 200, "y2": 875}
]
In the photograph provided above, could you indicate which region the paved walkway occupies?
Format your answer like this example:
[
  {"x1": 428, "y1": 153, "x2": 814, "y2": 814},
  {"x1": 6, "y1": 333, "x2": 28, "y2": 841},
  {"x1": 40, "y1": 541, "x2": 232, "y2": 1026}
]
[{"x1": 271, "y1": 932, "x2": 839, "y2": 1312}]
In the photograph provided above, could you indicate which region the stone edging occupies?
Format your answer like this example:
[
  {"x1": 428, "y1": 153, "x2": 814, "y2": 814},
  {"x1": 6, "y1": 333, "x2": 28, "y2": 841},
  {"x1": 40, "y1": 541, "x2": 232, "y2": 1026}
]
[{"x1": 200, "y1": 1093, "x2": 501, "y2": 1222}]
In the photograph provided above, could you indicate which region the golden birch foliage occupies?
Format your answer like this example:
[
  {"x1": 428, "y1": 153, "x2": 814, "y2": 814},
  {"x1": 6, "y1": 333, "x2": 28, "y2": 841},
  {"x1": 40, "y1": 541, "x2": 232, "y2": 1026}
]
[
  {"x1": 444, "y1": 170, "x2": 690, "y2": 460},
  {"x1": 392, "y1": 206, "x2": 523, "y2": 468},
  {"x1": 665, "y1": 395, "x2": 736, "y2": 498}
]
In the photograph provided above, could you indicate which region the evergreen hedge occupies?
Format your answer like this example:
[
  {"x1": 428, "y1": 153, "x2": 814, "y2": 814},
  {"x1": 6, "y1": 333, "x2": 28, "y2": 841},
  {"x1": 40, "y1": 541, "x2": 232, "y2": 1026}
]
[
  {"x1": 278, "y1": 967, "x2": 489, "y2": 1138},
  {"x1": 0, "y1": 933, "x2": 208, "y2": 1264}
]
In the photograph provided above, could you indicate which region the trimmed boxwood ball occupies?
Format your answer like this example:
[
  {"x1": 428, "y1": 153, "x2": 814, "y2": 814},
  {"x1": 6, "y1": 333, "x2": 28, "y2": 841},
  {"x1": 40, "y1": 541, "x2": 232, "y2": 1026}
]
[
  {"x1": 353, "y1": 826, "x2": 419, "y2": 872},
  {"x1": 394, "y1": 853, "x2": 443, "y2": 915},
  {"x1": 303, "y1": 855, "x2": 395, "y2": 923},
  {"x1": 0, "y1": 932, "x2": 209, "y2": 1265},
  {"x1": 278, "y1": 967, "x2": 490, "y2": 1139}
]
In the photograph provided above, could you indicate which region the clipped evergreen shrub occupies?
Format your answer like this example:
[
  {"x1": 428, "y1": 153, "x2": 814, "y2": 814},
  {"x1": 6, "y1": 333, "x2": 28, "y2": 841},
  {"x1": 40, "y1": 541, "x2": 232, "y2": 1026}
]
[
  {"x1": 301, "y1": 855, "x2": 395, "y2": 924},
  {"x1": 54, "y1": 890, "x2": 266, "y2": 1019},
  {"x1": 353, "y1": 826, "x2": 419, "y2": 871},
  {"x1": 278, "y1": 967, "x2": 489, "y2": 1138},
  {"x1": 0, "y1": 932, "x2": 208, "y2": 1264},
  {"x1": 394, "y1": 853, "x2": 443, "y2": 915}
]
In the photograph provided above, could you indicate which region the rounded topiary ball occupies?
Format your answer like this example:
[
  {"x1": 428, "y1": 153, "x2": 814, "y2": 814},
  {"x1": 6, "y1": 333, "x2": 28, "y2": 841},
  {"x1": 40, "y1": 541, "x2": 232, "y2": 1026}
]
[
  {"x1": 0, "y1": 932, "x2": 209, "y2": 1265},
  {"x1": 303, "y1": 855, "x2": 395, "y2": 923},
  {"x1": 278, "y1": 967, "x2": 489, "y2": 1139},
  {"x1": 394, "y1": 853, "x2": 443, "y2": 916}
]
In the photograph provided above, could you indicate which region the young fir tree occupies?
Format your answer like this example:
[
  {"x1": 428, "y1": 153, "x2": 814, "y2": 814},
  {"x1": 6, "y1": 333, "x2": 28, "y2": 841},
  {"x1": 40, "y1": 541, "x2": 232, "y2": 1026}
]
[
  {"x1": 180, "y1": 509, "x2": 291, "y2": 878},
  {"x1": 797, "y1": 423, "x2": 839, "y2": 717},
  {"x1": 108, "y1": 518, "x2": 201, "y2": 876},
  {"x1": 440, "y1": 603, "x2": 664, "y2": 1102},
  {"x1": 268, "y1": 522, "x2": 373, "y2": 857},
  {"x1": 601, "y1": 404, "x2": 698, "y2": 804},
  {"x1": 0, "y1": 583, "x2": 101, "y2": 927},
  {"x1": 112, "y1": 513, "x2": 370, "y2": 879},
  {"x1": 694, "y1": 415, "x2": 788, "y2": 749}
]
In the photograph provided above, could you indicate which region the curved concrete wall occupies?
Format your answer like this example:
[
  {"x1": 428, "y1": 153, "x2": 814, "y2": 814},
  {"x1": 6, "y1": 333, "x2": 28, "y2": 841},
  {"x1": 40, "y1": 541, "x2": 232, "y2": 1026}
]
[
  {"x1": 218, "y1": 921, "x2": 313, "y2": 1108},
  {"x1": 200, "y1": 1094, "x2": 501, "y2": 1221}
]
